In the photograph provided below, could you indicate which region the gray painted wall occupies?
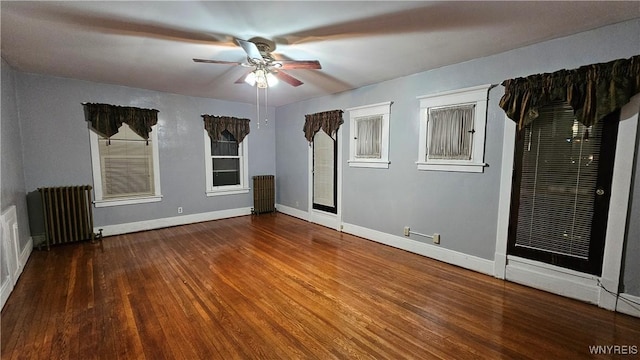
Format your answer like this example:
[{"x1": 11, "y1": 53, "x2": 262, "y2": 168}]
[
  {"x1": 1, "y1": 59, "x2": 30, "y2": 251},
  {"x1": 275, "y1": 19, "x2": 640, "y2": 294},
  {"x1": 14, "y1": 73, "x2": 276, "y2": 229}
]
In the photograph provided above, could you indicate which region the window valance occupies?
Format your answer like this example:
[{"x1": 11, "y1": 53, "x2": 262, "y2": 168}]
[
  {"x1": 499, "y1": 55, "x2": 640, "y2": 130},
  {"x1": 202, "y1": 115, "x2": 250, "y2": 143},
  {"x1": 303, "y1": 109, "x2": 344, "y2": 142},
  {"x1": 83, "y1": 103, "x2": 158, "y2": 139}
]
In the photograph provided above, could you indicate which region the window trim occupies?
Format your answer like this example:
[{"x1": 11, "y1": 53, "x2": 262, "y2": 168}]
[
  {"x1": 416, "y1": 84, "x2": 491, "y2": 173},
  {"x1": 346, "y1": 101, "x2": 392, "y2": 169},
  {"x1": 89, "y1": 124, "x2": 162, "y2": 207},
  {"x1": 203, "y1": 130, "x2": 249, "y2": 197}
]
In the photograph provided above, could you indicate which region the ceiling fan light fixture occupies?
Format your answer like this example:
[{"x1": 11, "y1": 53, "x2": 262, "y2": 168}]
[
  {"x1": 266, "y1": 72, "x2": 279, "y2": 87},
  {"x1": 244, "y1": 71, "x2": 257, "y2": 86}
]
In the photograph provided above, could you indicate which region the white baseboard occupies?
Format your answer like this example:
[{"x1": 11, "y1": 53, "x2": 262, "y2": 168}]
[
  {"x1": 341, "y1": 222, "x2": 494, "y2": 276},
  {"x1": 505, "y1": 256, "x2": 600, "y2": 304},
  {"x1": 18, "y1": 237, "x2": 33, "y2": 276},
  {"x1": 275, "y1": 204, "x2": 309, "y2": 221},
  {"x1": 616, "y1": 293, "x2": 640, "y2": 318},
  {"x1": 96, "y1": 207, "x2": 252, "y2": 237}
]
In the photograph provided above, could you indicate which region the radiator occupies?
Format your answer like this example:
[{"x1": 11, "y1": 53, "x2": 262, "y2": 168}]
[
  {"x1": 252, "y1": 175, "x2": 275, "y2": 215},
  {"x1": 39, "y1": 185, "x2": 95, "y2": 249}
]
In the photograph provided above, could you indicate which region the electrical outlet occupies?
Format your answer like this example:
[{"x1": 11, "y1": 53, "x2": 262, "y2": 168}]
[
  {"x1": 177, "y1": 206, "x2": 183, "y2": 214},
  {"x1": 433, "y1": 233, "x2": 440, "y2": 244},
  {"x1": 403, "y1": 227, "x2": 410, "y2": 236}
]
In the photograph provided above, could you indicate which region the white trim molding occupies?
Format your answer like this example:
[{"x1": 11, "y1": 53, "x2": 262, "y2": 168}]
[
  {"x1": 346, "y1": 101, "x2": 392, "y2": 169},
  {"x1": 95, "y1": 207, "x2": 252, "y2": 237},
  {"x1": 342, "y1": 222, "x2": 494, "y2": 276},
  {"x1": 1, "y1": 206, "x2": 33, "y2": 310},
  {"x1": 417, "y1": 84, "x2": 491, "y2": 173},
  {"x1": 615, "y1": 294, "x2": 640, "y2": 318}
]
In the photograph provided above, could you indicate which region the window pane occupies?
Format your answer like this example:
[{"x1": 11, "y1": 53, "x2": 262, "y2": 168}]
[
  {"x1": 355, "y1": 115, "x2": 382, "y2": 158},
  {"x1": 428, "y1": 105, "x2": 475, "y2": 160},
  {"x1": 212, "y1": 157, "x2": 240, "y2": 186},
  {"x1": 213, "y1": 170, "x2": 240, "y2": 186},
  {"x1": 211, "y1": 130, "x2": 239, "y2": 156}
]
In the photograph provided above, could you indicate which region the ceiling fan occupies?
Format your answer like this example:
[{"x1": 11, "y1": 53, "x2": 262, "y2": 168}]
[{"x1": 193, "y1": 37, "x2": 322, "y2": 88}]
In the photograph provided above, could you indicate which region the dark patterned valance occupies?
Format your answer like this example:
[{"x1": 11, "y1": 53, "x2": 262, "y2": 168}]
[
  {"x1": 303, "y1": 109, "x2": 344, "y2": 142},
  {"x1": 500, "y1": 55, "x2": 640, "y2": 130},
  {"x1": 202, "y1": 115, "x2": 250, "y2": 143},
  {"x1": 83, "y1": 103, "x2": 158, "y2": 139}
]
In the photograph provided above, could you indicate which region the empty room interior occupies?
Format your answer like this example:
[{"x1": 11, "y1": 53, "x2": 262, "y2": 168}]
[{"x1": 2, "y1": 1, "x2": 640, "y2": 358}]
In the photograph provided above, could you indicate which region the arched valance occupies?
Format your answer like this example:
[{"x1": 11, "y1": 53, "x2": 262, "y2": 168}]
[
  {"x1": 303, "y1": 109, "x2": 344, "y2": 142},
  {"x1": 83, "y1": 102, "x2": 158, "y2": 139},
  {"x1": 202, "y1": 115, "x2": 250, "y2": 143},
  {"x1": 499, "y1": 55, "x2": 640, "y2": 130}
]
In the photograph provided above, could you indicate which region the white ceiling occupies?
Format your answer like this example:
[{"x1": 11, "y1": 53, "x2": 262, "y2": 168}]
[{"x1": 2, "y1": 1, "x2": 639, "y2": 107}]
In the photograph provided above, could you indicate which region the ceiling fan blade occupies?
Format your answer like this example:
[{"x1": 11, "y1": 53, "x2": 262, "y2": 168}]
[
  {"x1": 277, "y1": 60, "x2": 322, "y2": 70},
  {"x1": 193, "y1": 58, "x2": 243, "y2": 65},
  {"x1": 236, "y1": 39, "x2": 263, "y2": 61},
  {"x1": 275, "y1": 70, "x2": 304, "y2": 87}
]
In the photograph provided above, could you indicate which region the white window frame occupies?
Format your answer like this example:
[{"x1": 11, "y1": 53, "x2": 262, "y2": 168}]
[
  {"x1": 346, "y1": 101, "x2": 392, "y2": 168},
  {"x1": 416, "y1": 84, "x2": 491, "y2": 173},
  {"x1": 203, "y1": 130, "x2": 249, "y2": 196},
  {"x1": 89, "y1": 124, "x2": 162, "y2": 207}
]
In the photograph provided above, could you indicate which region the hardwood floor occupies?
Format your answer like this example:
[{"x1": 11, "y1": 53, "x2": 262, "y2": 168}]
[{"x1": 2, "y1": 214, "x2": 639, "y2": 359}]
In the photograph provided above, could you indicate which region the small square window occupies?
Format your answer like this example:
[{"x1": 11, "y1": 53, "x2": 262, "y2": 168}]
[
  {"x1": 417, "y1": 85, "x2": 490, "y2": 173},
  {"x1": 347, "y1": 101, "x2": 392, "y2": 168}
]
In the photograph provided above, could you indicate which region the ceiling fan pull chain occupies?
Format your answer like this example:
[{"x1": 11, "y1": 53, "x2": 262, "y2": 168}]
[
  {"x1": 265, "y1": 86, "x2": 268, "y2": 126},
  {"x1": 256, "y1": 85, "x2": 260, "y2": 129}
]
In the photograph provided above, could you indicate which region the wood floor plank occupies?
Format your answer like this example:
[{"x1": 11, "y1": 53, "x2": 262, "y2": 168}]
[{"x1": 2, "y1": 214, "x2": 639, "y2": 359}]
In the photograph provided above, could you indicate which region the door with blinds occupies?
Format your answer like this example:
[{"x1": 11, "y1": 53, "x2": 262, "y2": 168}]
[
  {"x1": 507, "y1": 102, "x2": 619, "y2": 275},
  {"x1": 313, "y1": 129, "x2": 338, "y2": 214}
]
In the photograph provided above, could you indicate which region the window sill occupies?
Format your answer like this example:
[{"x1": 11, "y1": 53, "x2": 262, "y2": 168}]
[
  {"x1": 348, "y1": 160, "x2": 390, "y2": 169},
  {"x1": 416, "y1": 161, "x2": 486, "y2": 173},
  {"x1": 94, "y1": 195, "x2": 163, "y2": 208},
  {"x1": 206, "y1": 187, "x2": 250, "y2": 197}
]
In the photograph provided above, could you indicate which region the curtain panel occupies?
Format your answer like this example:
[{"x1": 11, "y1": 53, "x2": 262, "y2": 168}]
[
  {"x1": 202, "y1": 115, "x2": 250, "y2": 143},
  {"x1": 499, "y1": 55, "x2": 640, "y2": 130},
  {"x1": 83, "y1": 103, "x2": 159, "y2": 139},
  {"x1": 303, "y1": 109, "x2": 344, "y2": 142}
]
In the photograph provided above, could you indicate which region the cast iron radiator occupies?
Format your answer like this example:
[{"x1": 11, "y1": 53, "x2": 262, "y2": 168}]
[
  {"x1": 252, "y1": 175, "x2": 275, "y2": 214},
  {"x1": 38, "y1": 185, "x2": 95, "y2": 249}
]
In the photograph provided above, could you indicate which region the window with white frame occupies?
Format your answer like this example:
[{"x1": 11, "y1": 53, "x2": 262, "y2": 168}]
[
  {"x1": 89, "y1": 123, "x2": 162, "y2": 207},
  {"x1": 204, "y1": 130, "x2": 249, "y2": 196},
  {"x1": 347, "y1": 101, "x2": 392, "y2": 168},
  {"x1": 417, "y1": 84, "x2": 491, "y2": 173}
]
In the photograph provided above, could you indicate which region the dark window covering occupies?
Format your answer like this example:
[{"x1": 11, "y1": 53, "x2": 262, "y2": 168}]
[
  {"x1": 83, "y1": 103, "x2": 159, "y2": 140},
  {"x1": 202, "y1": 115, "x2": 250, "y2": 143},
  {"x1": 303, "y1": 109, "x2": 344, "y2": 143},
  {"x1": 499, "y1": 55, "x2": 640, "y2": 131}
]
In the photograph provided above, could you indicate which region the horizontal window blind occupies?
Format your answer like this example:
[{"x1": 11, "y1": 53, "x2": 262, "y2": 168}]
[
  {"x1": 99, "y1": 124, "x2": 154, "y2": 198},
  {"x1": 515, "y1": 102, "x2": 602, "y2": 259}
]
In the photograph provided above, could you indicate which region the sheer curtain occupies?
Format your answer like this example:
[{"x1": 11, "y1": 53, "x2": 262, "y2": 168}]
[
  {"x1": 355, "y1": 115, "x2": 381, "y2": 158},
  {"x1": 428, "y1": 105, "x2": 475, "y2": 160}
]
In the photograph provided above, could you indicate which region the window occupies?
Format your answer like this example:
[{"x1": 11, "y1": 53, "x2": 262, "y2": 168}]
[
  {"x1": 417, "y1": 84, "x2": 491, "y2": 172},
  {"x1": 89, "y1": 123, "x2": 162, "y2": 207},
  {"x1": 347, "y1": 101, "x2": 392, "y2": 168},
  {"x1": 204, "y1": 130, "x2": 249, "y2": 196}
]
